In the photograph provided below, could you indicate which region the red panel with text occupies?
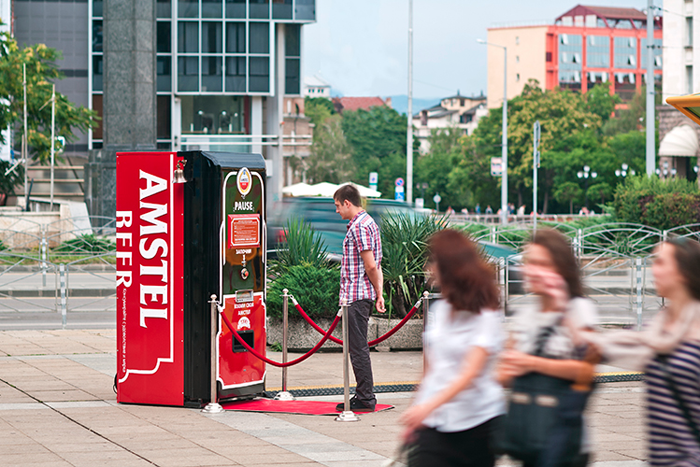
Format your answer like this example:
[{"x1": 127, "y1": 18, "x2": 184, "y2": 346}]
[{"x1": 116, "y1": 152, "x2": 185, "y2": 406}]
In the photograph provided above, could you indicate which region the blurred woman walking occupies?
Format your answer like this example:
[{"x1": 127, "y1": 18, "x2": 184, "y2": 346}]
[
  {"x1": 400, "y1": 229, "x2": 504, "y2": 467},
  {"x1": 498, "y1": 229, "x2": 599, "y2": 467}
]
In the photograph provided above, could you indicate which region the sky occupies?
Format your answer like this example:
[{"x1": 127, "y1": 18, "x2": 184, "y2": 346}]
[{"x1": 302, "y1": 0, "x2": 654, "y2": 99}]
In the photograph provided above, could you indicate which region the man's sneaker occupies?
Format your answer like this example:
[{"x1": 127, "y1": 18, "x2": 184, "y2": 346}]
[{"x1": 335, "y1": 396, "x2": 375, "y2": 413}]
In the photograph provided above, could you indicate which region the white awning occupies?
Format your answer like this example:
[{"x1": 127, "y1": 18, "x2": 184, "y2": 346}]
[
  {"x1": 282, "y1": 182, "x2": 382, "y2": 198},
  {"x1": 659, "y1": 124, "x2": 699, "y2": 157}
]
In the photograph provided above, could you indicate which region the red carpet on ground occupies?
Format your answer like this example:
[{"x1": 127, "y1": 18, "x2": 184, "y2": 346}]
[{"x1": 220, "y1": 398, "x2": 394, "y2": 415}]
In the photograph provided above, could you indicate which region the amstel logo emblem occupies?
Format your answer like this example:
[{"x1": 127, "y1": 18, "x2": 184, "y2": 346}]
[{"x1": 237, "y1": 167, "x2": 252, "y2": 197}]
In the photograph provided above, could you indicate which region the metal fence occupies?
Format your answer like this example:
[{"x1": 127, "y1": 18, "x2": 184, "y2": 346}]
[
  {"x1": 472, "y1": 222, "x2": 700, "y2": 328},
  {"x1": 0, "y1": 216, "x2": 116, "y2": 327},
  {"x1": 0, "y1": 215, "x2": 697, "y2": 328}
]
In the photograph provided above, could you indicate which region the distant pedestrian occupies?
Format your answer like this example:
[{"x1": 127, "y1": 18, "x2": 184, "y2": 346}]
[
  {"x1": 333, "y1": 184, "x2": 385, "y2": 413},
  {"x1": 401, "y1": 229, "x2": 504, "y2": 467},
  {"x1": 476, "y1": 204, "x2": 481, "y2": 215},
  {"x1": 485, "y1": 205, "x2": 493, "y2": 215}
]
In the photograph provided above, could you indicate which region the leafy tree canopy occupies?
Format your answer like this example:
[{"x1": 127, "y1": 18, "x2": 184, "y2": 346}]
[{"x1": 0, "y1": 28, "x2": 98, "y2": 165}]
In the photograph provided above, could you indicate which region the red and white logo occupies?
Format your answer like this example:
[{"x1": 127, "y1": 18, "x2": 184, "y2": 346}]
[{"x1": 237, "y1": 167, "x2": 252, "y2": 197}]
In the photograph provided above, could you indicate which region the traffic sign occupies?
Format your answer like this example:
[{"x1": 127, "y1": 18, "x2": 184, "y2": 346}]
[
  {"x1": 395, "y1": 178, "x2": 404, "y2": 187},
  {"x1": 369, "y1": 172, "x2": 378, "y2": 184},
  {"x1": 395, "y1": 191, "x2": 405, "y2": 201},
  {"x1": 433, "y1": 194, "x2": 441, "y2": 204},
  {"x1": 490, "y1": 157, "x2": 503, "y2": 177}
]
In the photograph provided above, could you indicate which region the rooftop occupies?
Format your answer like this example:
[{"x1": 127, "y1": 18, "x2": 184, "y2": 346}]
[
  {"x1": 332, "y1": 96, "x2": 389, "y2": 113},
  {"x1": 558, "y1": 5, "x2": 646, "y2": 22}
]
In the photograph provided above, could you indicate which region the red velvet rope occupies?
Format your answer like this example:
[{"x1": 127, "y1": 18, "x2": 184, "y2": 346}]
[
  {"x1": 219, "y1": 309, "x2": 341, "y2": 368},
  {"x1": 292, "y1": 298, "x2": 422, "y2": 347}
]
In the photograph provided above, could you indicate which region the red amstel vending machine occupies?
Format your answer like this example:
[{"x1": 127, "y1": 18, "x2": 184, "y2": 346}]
[{"x1": 116, "y1": 151, "x2": 267, "y2": 407}]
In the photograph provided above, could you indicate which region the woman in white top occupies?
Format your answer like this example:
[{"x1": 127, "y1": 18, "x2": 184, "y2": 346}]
[
  {"x1": 498, "y1": 228, "x2": 598, "y2": 467},
  {"x1": 400, "y1": 229, "x2": 505, "y2": 467}
]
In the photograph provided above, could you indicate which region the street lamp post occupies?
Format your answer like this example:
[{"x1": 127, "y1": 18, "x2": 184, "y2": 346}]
[
  {"x1": 477, "y1": 39, "x2": 508, "y2": 224},
  {"x1": 576, "y1": 165, "x2": 597, "y2": 208},
  {"x1": 615, "y1": 163, "x2": 636, "y2": 178}
]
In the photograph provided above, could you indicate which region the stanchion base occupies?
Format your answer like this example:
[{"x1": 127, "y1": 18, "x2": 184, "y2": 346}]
[
  {"x1": 335, "y1": 410, "x2": 360, "y2": 422},
  {"x1": 274, "y1": 391, "x2": 296, "y2": 401},
  {"x1": 201, "y1": 402, "x2": 225, "y2": 414}
]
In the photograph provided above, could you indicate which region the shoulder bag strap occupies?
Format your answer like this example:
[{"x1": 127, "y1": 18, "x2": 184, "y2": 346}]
[{"x1": 658, "y1": 355, "x2": 700, "y2": 445}]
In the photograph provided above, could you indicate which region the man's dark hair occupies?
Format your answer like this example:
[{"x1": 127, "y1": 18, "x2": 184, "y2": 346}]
[{"x1": 333, "y1": 184, "x2": 362, "y2": 207}]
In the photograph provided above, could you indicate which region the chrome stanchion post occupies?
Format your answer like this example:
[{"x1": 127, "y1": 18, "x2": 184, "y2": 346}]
[
  {"x1": 275, "y1": 289, "x2": 295, "y2": 401},
  {"x1": 336, "y1": 299, "x2": 359, "y2": 422},
  {"x1": 202, "y1": 294, "x2": 224, "y2": 413}
]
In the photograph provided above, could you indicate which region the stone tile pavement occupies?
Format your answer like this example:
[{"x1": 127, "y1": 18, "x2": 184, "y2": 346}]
[{"x1": 0, "y1": 329, "x2": 648, "y2": 466}]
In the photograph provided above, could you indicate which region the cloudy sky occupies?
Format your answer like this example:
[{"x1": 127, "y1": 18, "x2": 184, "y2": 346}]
[{"x1": 302, "y1": 0, "x2": 654, "y2": 99}]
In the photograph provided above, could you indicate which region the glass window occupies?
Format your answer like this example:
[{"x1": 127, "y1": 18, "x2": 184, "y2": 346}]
[
  {"x1": 586, "y1": 35, "x2": 609, "y2": 68},
  {"x1": 157, "y1": 56, "x2": 172, "y2": 92},
  {"x1": 178, "y1": 56, "x2": 199, "y2": 91},
  {"x1": 178, "y1": 0, "x2": 198, "y2": 18},
  {"x1": 93, "y1": 55, "x2": 103, "y2": 91},
  {"x1": 616, "y1": 19, "x2": 632, "y2": 29},
  {"x1": 226, "y1": 57, "x2": 246, "y2": 92},
  {"x1": 286, "y1": 24, "x2": 301, "y2": 57},
  {"x1": 178, "y1": 22, "x2": 199, "y2": 53},
  {"x1": 226, "y1": 23, "x2": 246, "y2": 53},
  {"x1": 181, "y1": 96, "x2": 247, "y2": 134},
  {"x1": 249, "y1": 22, "x2": 269, "y2": 54},
  {"x1": 93, "y1": 0, "x2": 103, "y2": 17},
  {"x1": 157, "y1": 0, "x2": 171, "y2": 18},
  {"x1": 250, "y1": 0, "x2": 270, "y2": 19},
  {"x1": 226, "y1": 0, "x2": 246, "y2": 18},
  {"x1": 285, "y1": 58, "x2": 300, "y2": 95},
  {"x1": 92, "y1": 20, "x2": 103, "y2": 52},
  {"x1": 157, "y1": 96, "x2": 171, "y2": 139},
  {"x1": 202, "y1": 57, "x2": 223, "y2": 92},
  {"x1": 295, "y1": 0, "x2": 315, "y2": 21},
  {"x1": 249, "y1": 56, "x2": 269, "y2": 92},
  {"x1": 157, "y1": 22, "x2": 171, "y2": 53},
  {"x1": 614, "y1": 37, "x2": 636, "y2": 69},
  {"x1": 597, "y1": 18, "x2": 606, "y2": 28},
  {"x1": 202, "y1": 0, "x2": 223, "y2": 18},
  {"x1": 202, "y1": 22, "x2": 223, "y2": 53},
  {"x1": 273, "y1": 0, "x2": 292, "y2": 20}
]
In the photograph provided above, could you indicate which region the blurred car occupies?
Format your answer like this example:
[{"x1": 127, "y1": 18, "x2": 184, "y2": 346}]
[{"x1": 267, "y1": 197, "x2": 420, "y2": 261}]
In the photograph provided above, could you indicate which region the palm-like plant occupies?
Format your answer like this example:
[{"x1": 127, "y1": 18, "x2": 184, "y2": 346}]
[
  {"x1": 380, "y1": 212, "x2": 447, "y2": 317},
  {"x1": 270, "y1": 218, "x2": 333, "y2": 276}
]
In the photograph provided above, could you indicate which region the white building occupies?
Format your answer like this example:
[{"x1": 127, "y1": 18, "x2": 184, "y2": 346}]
[
  {"x1": 0, "y1": 0, "x2": 11, "y2": 162},
  {"x1": 414, "y1": 93, "x2": 488, "y2": 153},
  {"x1": 659, "y1": 0, "x2": 700, "y2": 181},
  {"x1": 303, "y1": 75, "x2": 331, "y2": 98}
]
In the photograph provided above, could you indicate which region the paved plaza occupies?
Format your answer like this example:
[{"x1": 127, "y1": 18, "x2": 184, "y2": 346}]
[{"x1": 0, "y1": 328, "x2": 649, "y2": 466}]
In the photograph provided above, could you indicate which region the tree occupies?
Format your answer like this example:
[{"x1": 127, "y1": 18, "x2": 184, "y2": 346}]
[
  {"x1": 587, "y1": 182, "x2": 613, "y2": 208},
  {"x1": 554, "y1": 181, "x2": 582, "y2": 214},
  {"x1": 305, "y1": 115, "x2": 356, "y2": 184},
  {"x1": 304, "y1": 96, "x2": 334, "y2": 126},
  {"x1": 0, "y1": 29, "x2": 98, "y2": 165},
  {"x1": 341, "y1": 105, "x2": 413, "y2": 195}
]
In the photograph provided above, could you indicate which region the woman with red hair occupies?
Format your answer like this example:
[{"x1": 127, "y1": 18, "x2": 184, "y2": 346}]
[{"x1": 400, "y1": 229, "x2": 504, "y2": 467}]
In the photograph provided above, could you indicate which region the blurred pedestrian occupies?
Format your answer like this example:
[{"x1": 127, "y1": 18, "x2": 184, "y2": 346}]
[
  {"x1": 476, "y1": 204, "x2": 481, "y2": 215},
  {"x1": 333, "y1": 184, "x2": 385, "y2": 413},
  {"x1": 498, "y1": 229, "x2": 598, "y2": 467},
  {"x1": 401, "y1": 229, "x2": 504, "y2": 467},
  {"x1": 485, "y1": 205, "x2": 493, "y2": 215},
  {"x1": 585, "y1": 237, "x2": 700, "y2": 467}
]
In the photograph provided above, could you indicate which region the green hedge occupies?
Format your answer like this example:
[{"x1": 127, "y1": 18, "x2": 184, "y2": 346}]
[
  {"x1": 613, "y1": 176, "x2": 700, "y2": 229},
  {"x1": 267, "y1": 265, "x2": 340, "y2": 321}
]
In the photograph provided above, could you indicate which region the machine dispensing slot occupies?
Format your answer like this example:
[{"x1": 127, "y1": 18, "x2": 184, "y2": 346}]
[
  {"x1": 236, "y1": 289, "x2": 254, "y2": 303},
  {"x1": 232, "y1": 330, "x2": 255, "y2": 353}
]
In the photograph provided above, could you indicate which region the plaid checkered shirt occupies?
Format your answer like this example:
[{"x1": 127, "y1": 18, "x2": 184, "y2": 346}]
[{"x1": 340, "y1": 210, "x2": 382, "y2": 305}]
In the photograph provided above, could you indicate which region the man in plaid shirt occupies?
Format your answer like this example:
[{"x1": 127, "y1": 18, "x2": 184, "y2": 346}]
[{"x1": 333, "y1": 184, "x2": 385, "y2": 412}]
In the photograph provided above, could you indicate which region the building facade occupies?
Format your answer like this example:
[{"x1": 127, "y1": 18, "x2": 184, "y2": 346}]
[
  {"x1": 486, "y1": 5, "x2": 662, "y2": 108},
  {"x1": 414, "y1": 93, "x2": 488, "y2": 154},
  {"x1": 12, "y1": 0, "x2": 315, "y2": 198},
  {"x1": 659, "y1": 0, "x2": 700, "y2": 183}
]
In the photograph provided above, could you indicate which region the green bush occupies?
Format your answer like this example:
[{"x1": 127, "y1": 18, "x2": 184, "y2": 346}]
[
  {"x1": 613, "y1": 175, "x2": 700, "y2": 229},
  {"x1": 380, "y1": 212, "x2": 447, "y2": 318},
  {"x1": 270, "y1": 218, "x2": 333, "y2": 276},
  {"x1": 267, "y1": 265, "x2": 340, "y2": 321},
  {"x1": 55, "y1": 234, "x2": 116, "y2": 253}
]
